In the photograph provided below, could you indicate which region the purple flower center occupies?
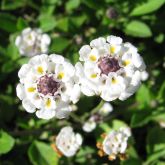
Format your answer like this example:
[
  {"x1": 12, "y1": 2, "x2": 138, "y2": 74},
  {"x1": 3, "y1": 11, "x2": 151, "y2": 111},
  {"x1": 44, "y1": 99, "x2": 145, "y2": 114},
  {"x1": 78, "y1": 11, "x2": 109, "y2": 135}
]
[
  {"x1": 98, "y1": 57, "x2": 120, "y2": 75},
  {"x1": 37, "y1": 75, "x2": 60, "y2": 96}
]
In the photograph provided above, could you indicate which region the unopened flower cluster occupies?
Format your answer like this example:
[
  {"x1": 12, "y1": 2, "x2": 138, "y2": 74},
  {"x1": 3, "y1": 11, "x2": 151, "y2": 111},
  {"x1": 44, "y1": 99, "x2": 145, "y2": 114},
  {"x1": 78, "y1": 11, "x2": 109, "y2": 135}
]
[
  {"x1": 15, "y1": 28, "x2": 51, "y2": 57},
  {"x1": 76, "y1": 36, "x2": 146, "y2": 101},
  {"x1": 97, "y1": 127, "x2": 131, "y2": 160}
]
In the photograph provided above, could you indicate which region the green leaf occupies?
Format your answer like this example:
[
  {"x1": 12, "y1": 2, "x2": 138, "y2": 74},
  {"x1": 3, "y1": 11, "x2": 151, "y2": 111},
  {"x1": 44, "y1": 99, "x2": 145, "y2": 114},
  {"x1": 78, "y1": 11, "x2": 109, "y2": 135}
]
[
  {"x1": 70, "y1": 14, "x2": 87, "y2": 27},
  {"x1": 50, "y1": 37, "x2": 70, "y2": 53},
  {"x1": 39, "y1": 14, "x2": 56, "y2": 32},
  {"x1": 65, "y1": 0, "x2": 80, "y2": 12},
  {"x1": 16, "y1": 17, "x2": 28, "y2": 31},
  {"x1": 131, "y1": 109, "x2": 153, "y2": 128},
  {"x1": 1, "y1": 0, "x2": 25, "y2": 10},
  {"x1": 56, "y1": 17, "x2": 69, "y2": 32},
  {"x1": 28, "y1": 141, "x2": 58, "y2": 165},
  {"x1": 0, "y1": 13, "x2": 17, "y2": 32},
  {"x1": 124, "y1": 20, "x2": 152, "y2": 38},
  {"x1": 0, "y1": 130, "x2": 15, "y2": 154},
  {"x1": 136, "y1": 84, "x2": 152, "y2": 109},
  {"x1": 130, "y1": 0, "x2": 165, "y2": 16},
  {"x1": 145, "y1": 127, "x2": 165, "y2": 164}
]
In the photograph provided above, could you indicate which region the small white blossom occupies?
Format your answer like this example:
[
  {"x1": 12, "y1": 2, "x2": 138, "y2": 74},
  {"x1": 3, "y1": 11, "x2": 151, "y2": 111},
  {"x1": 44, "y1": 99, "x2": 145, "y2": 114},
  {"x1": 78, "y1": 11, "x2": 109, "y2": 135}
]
[
  {"x1": 76, "y1": 35, "x2": 147, "y2": 101},
  {"x1": 140, "y1": 70, "x2": 149, "y2": 81},
  {"x1": 82, "y1": 117, "x2": 96, "y2": 132},
  {"x1": 99, "y1": 102, "x2": 113, "y2": 116},
  {"x1": 102, "y1": 127, "x2": 131, "y2": 160},
  {"x1": 16, "y1": 54, "x2": 80, "y2": 119},
  {"x1": 55, "y1": 126, "x2": 83, "y2": 157},
  {"x1": 15, "y1": 27, "x2": 51, "y2": 57}
]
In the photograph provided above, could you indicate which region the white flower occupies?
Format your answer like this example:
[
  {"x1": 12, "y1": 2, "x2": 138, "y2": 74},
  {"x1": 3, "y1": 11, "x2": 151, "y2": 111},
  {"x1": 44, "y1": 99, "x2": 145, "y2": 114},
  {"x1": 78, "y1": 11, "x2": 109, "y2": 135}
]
[
  {"x1": 140, "y1": 70, "x2": 149, "y2": 81},
  {"x1": 99, "y1": 102, "x2": 113, "y2": 116},
  {"x1": 16, "y1": 54, "x2": 80, "y2": 119},
  {"x1": 101, "y1": 127, "x2": 131, "y2": 160},
  {"x1": 82, "y1": 117, "x2": 96, "y2": 132},
  {"x1": 76, "y1": 35, "x2": 147, "y2": 101},
  {"x1": 15, "y1": 27, "x2": 51, "y2": 57},
  {"x1": 55, "y1": 126, "x2": 83, "y2": 157}
]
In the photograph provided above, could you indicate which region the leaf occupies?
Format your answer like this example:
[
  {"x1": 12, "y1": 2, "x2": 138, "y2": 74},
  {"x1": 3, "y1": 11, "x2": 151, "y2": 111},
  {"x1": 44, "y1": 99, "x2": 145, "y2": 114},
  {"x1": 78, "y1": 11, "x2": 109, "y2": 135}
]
[
  {"x1": 0, "y1": 13, "x2": 17, "y2": 32},
  {"x1": 56, "y1": 17, "x2": 69, "y2": 32},
  {"x1": 130, "y1": 0, "x2": 165, "y2": 16},
  {"x1": 136, "y1": 84, "x2": 152, "y2": 109},
  {"x1": 16, "y1": 17, "x2": 28, "y2": 31},
  {"x1": 39, "y1": 14, "x2": 56, "y2": 32},
  {"x1": 124, "y1": 20, "x2": 152, "y2": 38},
  {"x1": 65, "y1": 0, "x2": 80, "y2": 12},
  {"x1": 131, "y1": 109, "x2": 153, "y2": 128},
  {"x1": 1, "y1": 0, "x2": 25, "y2": 10},
  {"x1": 28, "y1": 141, "x2": 58, "y2": 165},
  {"x1": 50, "y1": 37, "x2": 70, "y2": 53},
  {"x1": 0, "y1": 130, "x2": 15, "y2": 154},
  {"x1": 145, "y1": 127, "x2": 165, "y2": 164}
]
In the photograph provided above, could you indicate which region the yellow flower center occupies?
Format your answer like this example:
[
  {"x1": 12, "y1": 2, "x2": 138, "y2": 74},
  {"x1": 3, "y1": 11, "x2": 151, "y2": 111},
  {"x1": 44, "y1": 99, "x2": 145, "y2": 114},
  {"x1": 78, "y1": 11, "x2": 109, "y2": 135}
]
[
  {"x1": 57, "y1": 72, "x2": 64, "y2": 79},
  {"x1": 112, "y1": 77, "x2": 117, "y2": 84},
  {"x1": 46, "y1": 98, "x2": 51, "y2": 108},
  {"x1": 110, "y1": 46, "x2": 116, "y2": 54},
  {"x1": 90, "y1": 74, "x2": 97, "y2": 78},
  {"x1": 27, "y1": 87, "x2": 36, "y2": 92},
  {"x1": 89, "y1": 55, "x2": 97, "y2": 62},
  {"x1": 123, "y1": 60, "x2": 131, "y2": 66},
  {"x1": 37, "y1": 66, "x2": 44, "y2": 74}
]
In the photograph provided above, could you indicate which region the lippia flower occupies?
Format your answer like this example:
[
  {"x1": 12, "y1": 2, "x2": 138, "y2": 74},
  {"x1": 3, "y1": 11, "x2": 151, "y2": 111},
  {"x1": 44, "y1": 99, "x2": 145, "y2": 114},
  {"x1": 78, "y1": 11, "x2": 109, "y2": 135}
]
[
  {"x1": 16, "y1": 54, "x2": 80, "y2": 119},
  {"x1": 52, "y1": 126, "x2": 83, "y2": 157},
  {"x1": 97, "y1": 127, "x2": 131, "y2": 161},
  {"x1": 82, "y1": 116, "x2": 97, "y2": 133},
  {"x1": 15, "y1": 27, "x2": 51, "y2": 57},
  {"x1": 99, "y1": 102, "x2": 113, "y2": 116},
  {"x1": 75, "y1": 35, "x2": 146, "y2": 101}
]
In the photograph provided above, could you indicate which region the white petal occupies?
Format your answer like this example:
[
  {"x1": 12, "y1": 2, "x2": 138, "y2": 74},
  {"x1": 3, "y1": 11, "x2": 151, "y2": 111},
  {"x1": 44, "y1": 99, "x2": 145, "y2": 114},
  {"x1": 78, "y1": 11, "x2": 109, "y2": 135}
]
[
  {"x1": 56, "y1": 104, "x2": 72, "y2": 119},
  {"x1": 41, "y1": 34, "x2": 51, "y2": 45},
  {"x1": 22, "y1": 99, "x2": 36, "y2": 113},
  {"x1": 79, "y1": 45, "x2": 91, "y2": 61},
  {"x1": 90, "y1": 37, "x2": 106, "y2": 47},
  {"x1": 70, "y1": 84, "x2": 81, "y2": 104},
  {"x1": 36, "y1": 109, "x2": 55, "y2": 119},
  {"x1": 16, "y1": 83, "x2": 25, "y2": 100},
  {"x1": 49, "y1": 54, "x2": 64, "y2": 64},
  {"x1": 107, "y1": 35, "x2": 122, "y2": 45},
  {"x1": 18, "y1": 64, "x2": 31, "y2": 82}
]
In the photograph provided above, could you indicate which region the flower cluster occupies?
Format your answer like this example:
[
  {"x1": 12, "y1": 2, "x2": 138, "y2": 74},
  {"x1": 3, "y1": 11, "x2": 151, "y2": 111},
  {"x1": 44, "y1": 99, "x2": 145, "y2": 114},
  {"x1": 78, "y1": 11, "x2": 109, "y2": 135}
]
[
  {"x1": 15, "y1": 28, "x2": 51, "y2": 56},
  {"x1": 52, "y1": 126, "x2": 83, "y2": 157},
  {"x1": 16, "y1": 54, "x2": 80, "y2": 119},
  {"x1": 97, "y1": 127, "x2": 131, "y2": 161},
  {"x1": 16, "y1": 34, "x2": 147, "y2": 159},
  {"x1": 76, "y1": 35, "x2": 146, "y2": 101}
]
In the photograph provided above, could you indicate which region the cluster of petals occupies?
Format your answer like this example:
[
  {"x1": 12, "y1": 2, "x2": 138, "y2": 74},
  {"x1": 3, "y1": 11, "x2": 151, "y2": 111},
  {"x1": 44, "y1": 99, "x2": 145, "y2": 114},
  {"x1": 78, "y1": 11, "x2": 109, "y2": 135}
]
[
  {"x1": 75, "y1": 35, "x2": 146, "y2": 101},
  {"x1": 55, "y1": 126, "x2": 83, "y2": 157},
  {"x1": 16, "y1": 54, "x2": 80, "y2": 119},
  {"x1": 100, "y1": 127, "x2": 131, "y2": 160},
  {"x1": 15, "y1": 27, "x2": 51, "y2": 56}
]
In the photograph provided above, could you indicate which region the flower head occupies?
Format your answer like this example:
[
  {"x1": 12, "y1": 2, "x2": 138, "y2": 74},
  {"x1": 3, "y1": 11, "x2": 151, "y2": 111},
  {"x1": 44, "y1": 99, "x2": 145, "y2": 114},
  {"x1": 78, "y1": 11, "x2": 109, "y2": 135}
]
[
  {"x1": 97, "y1": 127, "x2": 131, "y2": 161},
  {"x1": 16, "y1": 54, "x2": 80, "y2": 119},
  {"x1": 82, "y1": 116, "x2": 97, "y2": 133},
  {"x1": 99, "y1": 102, "x2": 113, "y2": 116},
  {"x1": 55, "y1": 126, "x2": 83, "y2": 157},
  {"x1": 15, "y1": 27, "x2": 51, "y2": 57},
  {"x1": 76, "y1": 35, "x2": 146, "y2": 101}
]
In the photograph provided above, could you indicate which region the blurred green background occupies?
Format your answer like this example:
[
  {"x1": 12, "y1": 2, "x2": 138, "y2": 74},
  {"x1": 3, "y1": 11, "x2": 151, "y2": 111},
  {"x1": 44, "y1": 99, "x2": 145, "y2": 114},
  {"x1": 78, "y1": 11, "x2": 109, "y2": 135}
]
[{"x1": 0, "y1": 0, "x2": 165, "y2": 164}]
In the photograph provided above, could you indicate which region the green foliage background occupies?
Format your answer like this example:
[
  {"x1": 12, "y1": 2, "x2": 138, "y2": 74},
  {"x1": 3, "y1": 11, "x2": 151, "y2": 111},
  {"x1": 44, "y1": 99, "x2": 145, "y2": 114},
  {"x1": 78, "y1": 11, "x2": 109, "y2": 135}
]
[{"x1": 0, "y1": 0, "x2": 165, "y2": 164}]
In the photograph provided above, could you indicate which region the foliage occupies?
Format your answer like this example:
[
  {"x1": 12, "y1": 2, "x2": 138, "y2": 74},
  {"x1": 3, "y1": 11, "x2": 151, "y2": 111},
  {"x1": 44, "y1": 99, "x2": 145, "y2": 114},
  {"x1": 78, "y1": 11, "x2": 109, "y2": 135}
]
[{"x1": 0, "y1": 0, "x2": 164, "y2": 165}]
